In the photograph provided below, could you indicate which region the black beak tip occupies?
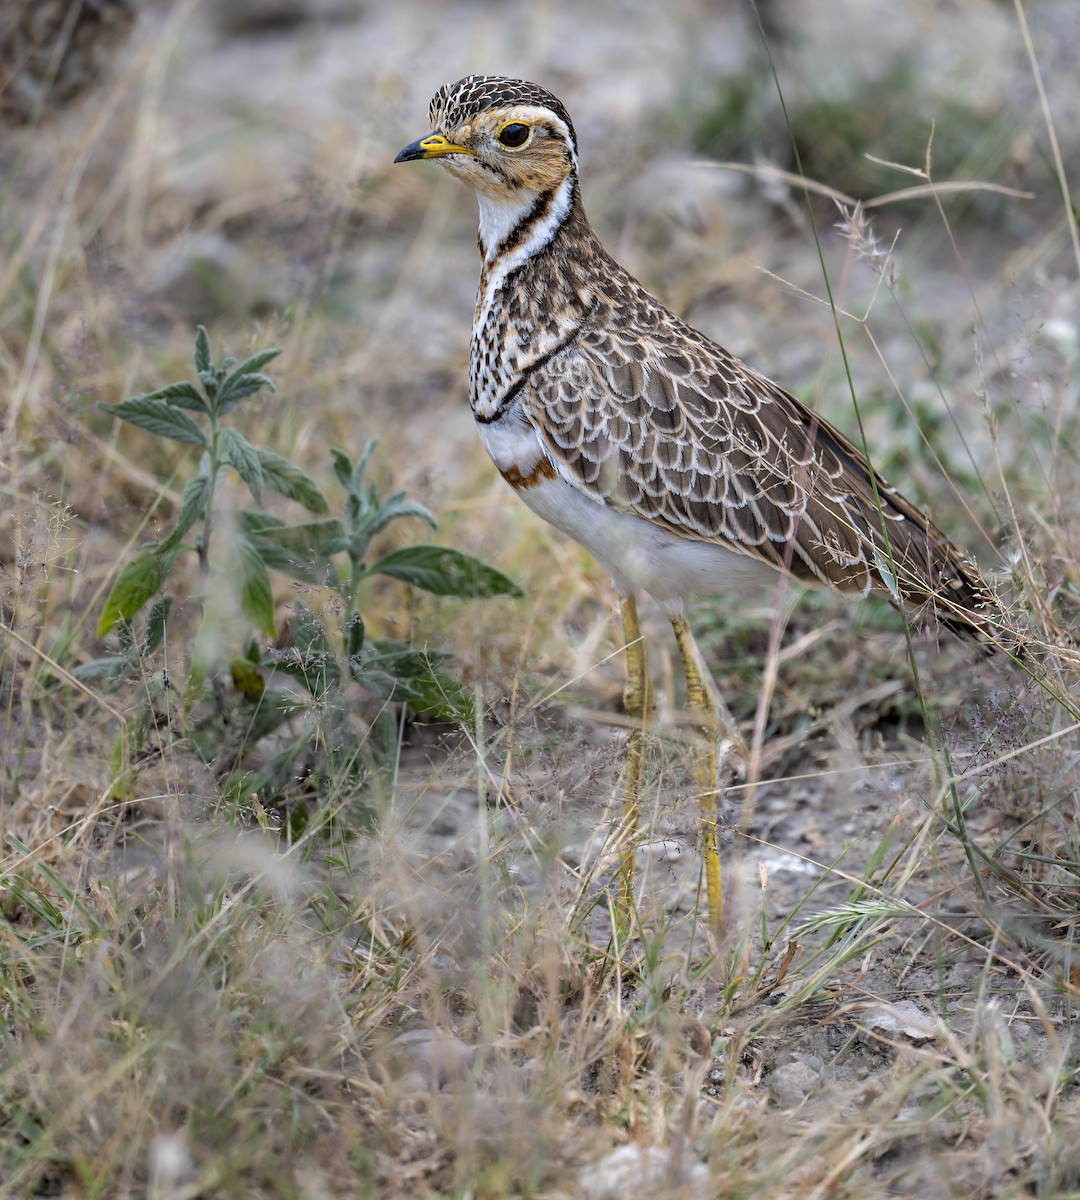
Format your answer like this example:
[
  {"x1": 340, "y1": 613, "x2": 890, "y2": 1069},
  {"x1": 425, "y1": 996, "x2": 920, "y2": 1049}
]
[{"x1": 394, "y1": 140, "x2": 425, "y2": 164}]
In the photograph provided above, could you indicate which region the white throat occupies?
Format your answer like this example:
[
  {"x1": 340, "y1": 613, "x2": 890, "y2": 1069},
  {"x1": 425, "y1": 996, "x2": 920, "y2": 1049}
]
[
  {"x1": 473, "y1": 174, "x2": 575, "y2": 342},
  {"x1": 477, "y1": 190, "x2": 537, "y2": 261},
  {"x1": 475, "y1": 175, "x2": 573, "y2": 265}
]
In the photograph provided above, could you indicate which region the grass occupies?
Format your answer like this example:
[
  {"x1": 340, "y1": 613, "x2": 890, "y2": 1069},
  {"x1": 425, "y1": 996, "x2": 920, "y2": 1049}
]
[{"x1": 2, "y1": 2, "x2": 1080, "y2": 1197}]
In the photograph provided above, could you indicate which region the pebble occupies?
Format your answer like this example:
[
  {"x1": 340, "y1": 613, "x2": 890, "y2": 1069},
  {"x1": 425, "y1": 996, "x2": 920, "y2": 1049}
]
[
  {"x1": 391, "y1": 1028, "x2": 476, "y2": 1089},
  {"x1": 859, "y1": 1000, "x2": 942, "y2": 1046},
  {"x1": 767, "y1": 1059, "x2": 822, "y2": 1107},
  {"x1": 580, "y1": 1144, "x2": 710, "y2": 1200}
]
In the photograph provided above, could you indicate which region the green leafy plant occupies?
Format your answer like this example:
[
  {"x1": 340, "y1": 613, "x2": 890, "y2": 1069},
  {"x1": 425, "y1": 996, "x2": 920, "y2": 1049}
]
[{"x1": 86, "y1": 326, "x2": 521, "y2": 815}]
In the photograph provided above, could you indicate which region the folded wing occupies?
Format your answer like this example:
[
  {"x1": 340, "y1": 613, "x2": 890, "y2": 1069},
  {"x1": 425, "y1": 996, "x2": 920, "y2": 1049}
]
[{"x1": 522, "y1": 318, "x2": 1000, "y2": 641}]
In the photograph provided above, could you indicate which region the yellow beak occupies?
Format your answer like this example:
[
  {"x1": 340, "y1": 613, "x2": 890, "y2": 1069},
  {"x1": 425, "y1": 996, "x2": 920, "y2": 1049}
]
[{"x1": 394, "y1": 134, "x2": 476, "y2": 163}]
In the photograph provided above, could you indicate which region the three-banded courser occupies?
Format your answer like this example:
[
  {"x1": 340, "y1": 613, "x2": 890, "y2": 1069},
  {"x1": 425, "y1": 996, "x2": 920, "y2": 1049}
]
[{"x1": 395, "y1": 75, "x2": 1007, "y2": 928}]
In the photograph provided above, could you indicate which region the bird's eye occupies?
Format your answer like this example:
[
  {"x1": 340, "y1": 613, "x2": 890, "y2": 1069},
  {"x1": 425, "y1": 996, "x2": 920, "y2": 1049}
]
[{"x1": 496, "y1": 122, "x2": 531, "y2": 148}]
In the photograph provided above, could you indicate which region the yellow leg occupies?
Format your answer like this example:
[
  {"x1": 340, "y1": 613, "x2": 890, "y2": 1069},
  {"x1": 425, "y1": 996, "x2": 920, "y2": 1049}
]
[
  {"x1": 670, "y1": 614, "x2": 746, "y2": 930},
  {"x1": 618, "y1": 594, "x2": 653, "y2": 925}
]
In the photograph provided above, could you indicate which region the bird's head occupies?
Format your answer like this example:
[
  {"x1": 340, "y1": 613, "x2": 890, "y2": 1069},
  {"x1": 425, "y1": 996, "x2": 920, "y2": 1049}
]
[{"x1": 394, "y1": 75, "x2": 579, "y2": 201}]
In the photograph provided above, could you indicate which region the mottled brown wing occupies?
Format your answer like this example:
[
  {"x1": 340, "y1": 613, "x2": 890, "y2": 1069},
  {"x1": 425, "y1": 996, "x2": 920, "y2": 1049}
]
[{"x1": 522, "y1": 319, "x2": 996, "y2": 636}]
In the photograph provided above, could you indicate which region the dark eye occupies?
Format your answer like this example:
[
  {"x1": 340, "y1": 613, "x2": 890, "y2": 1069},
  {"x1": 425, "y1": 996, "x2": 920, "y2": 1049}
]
[{"x1": 497, "y1": 122, "x2": 530, "y2": 148}]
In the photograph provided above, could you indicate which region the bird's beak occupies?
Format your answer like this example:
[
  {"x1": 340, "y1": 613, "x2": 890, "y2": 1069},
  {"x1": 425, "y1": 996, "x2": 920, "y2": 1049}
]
[{"x1": 394, "y1": 133, "x2": 476, "y2": 163}]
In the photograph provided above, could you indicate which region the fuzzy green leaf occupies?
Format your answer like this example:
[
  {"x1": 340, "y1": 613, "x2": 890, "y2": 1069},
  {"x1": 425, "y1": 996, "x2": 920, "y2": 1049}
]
[
  {"x1": 330, "y1": 446, "x2": 354, "y2": 491},
  {"x1": 345, "y1": 611, "x2": 365, "y2": 661},
  {"x1": 233, "y1": 688, "x2": 301, "y2": 748},
  {"x1": 361, "y1": 490, "x2": 437, "y2": 540},
  {"x1": 234, "y1": 535, "x2": 276, "y2": 637},
  {"x1": 141, "y1": 595, "x2": 174, "y2": 655},
  {"x1": 194, "y1": 325, "x2": 213, "y2": 375},
  {"x1": 166, "y1": 472, "x2": 211, "y2": 547},
  {"x1": 350, "y1": 639, "x2": 469, "y2": 720},
  {"x1": 362, "y1": 639, "x2": 452, "y2": 676},
  {"x1": 350, "y1": 638, "x2": 451, "y2": 701},
  {"x1": 143, "y1": 380, "x2": 207, "y2": 412},
  {"x1": 98, "y1": 544, "x2": 182, "y2": 637},
  {"x1": 400, "y1": 670, "x2": 476, "y2": 723},
  {"x1": 219, "y1": 427, "x2": 264, "y2": 503},
  {"x1": 217, "y1": 372, "x2": 277, "y2": 417},
  {"x1": 330, "y1": 440, "x2": 378, "y2": 498},
  {"x1": 222, "y1": 347, "x2": 281, "y2": 395},
  {"x1": 69, "y1": 657, "x2": 131, "y2": 685},
  {"x1": 257, "y1": 449, "x2": 330, "y2": 514},
  {"x1": 290, "y1": 604, "x2": 341, "y2": 696},
  {"x1": 100, "y1": 396, "x2": 207, "y2": 446},
  {"x1": 369, "y1": 544, "x2": 523, "y2": 599},
  {"x1": 238, "y1": 512, "x2": 346, "y2": 585}
]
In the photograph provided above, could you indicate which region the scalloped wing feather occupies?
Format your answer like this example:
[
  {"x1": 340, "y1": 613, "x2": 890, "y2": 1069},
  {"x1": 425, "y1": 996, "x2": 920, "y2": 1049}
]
[{"x1": 521, "y1": 315, "x2": 996, "y2": 638}]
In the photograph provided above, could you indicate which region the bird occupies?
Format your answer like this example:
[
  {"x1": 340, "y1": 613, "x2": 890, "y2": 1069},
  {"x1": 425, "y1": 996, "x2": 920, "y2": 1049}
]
[{"x1": 394, "y1": 74, "x2": 1009, "y2": 929}]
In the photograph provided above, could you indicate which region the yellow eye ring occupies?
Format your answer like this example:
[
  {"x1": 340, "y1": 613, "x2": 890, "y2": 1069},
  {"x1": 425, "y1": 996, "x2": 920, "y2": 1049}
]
[{"x1": 496, "y1": 121, "x2": 531, "y2": 149}]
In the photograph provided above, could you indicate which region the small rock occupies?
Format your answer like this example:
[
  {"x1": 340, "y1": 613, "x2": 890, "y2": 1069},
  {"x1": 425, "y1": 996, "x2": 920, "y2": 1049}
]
[
  {"x1": 148, "y1": 1132, "x2": 194, "y2": 1193},
  {"x1": 580, "y1": 1144, "x2": 710, "y2": 1200},
  {"x1": 561, "y1": 843, "x2": 585, "y2": 869},
  {"x1": 639, "y1": 838, "x2": 687, "y2": 863},
  {"x1": 391, "y1": 1028, "x2": 475, "y2": 1088},
  {"x1": 758, "y1": 850, "x2": 819, "y2": 878},
  {"x1": 767, "y1": 1059, "x2": 822, "y2": 1108},
  {"x1": 859, "y1": 1000, "x2": 941, "y2": 1046}
]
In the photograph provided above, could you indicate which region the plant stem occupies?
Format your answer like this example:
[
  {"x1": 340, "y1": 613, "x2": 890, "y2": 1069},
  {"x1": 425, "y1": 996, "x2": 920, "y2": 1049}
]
[{"x1": 197, "y1": 418, "x2": 221, "y2": 606}]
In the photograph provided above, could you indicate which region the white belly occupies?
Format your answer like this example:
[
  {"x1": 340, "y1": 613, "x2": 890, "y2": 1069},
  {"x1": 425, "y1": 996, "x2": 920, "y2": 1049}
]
[{"x1": 476, "y1": 408, "x2": 779, "y2": 614}]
